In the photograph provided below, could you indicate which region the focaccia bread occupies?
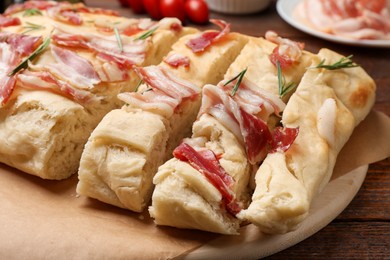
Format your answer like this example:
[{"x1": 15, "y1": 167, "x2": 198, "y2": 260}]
[
  {"x1": 0, "y1": 1, "x2": 195, "y2": 179},
  {"x1": 238, "y1": 49, "x2": 376, "y2": 234},
  {"x1": 76, "y1": 23, "x2": 249, "y2": 212},
  {"x1": 149, "y1": 36, "x2": 315, "y2": 234}
]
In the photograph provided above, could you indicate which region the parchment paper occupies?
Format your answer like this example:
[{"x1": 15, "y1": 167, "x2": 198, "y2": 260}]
[{"x1": 0, "y1": 111, "x2": 389, "y2": 259}]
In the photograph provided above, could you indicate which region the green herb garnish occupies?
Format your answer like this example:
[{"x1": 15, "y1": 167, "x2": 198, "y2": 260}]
[
  {"x1": 114, "y1": 27, "x2": 123, "y2": 52},
  {"x1": 277, "y1": 61, "x2": 296, "y2": 98},
  {"x1": 134, "y1": 79, "x2": 143, "y2": 92},
  {"x1": 311, "y1": 55, "x2": 358, "y2": 70},
  {"x1": 22, "y1": 22, "x2": 45, "y2": 34},
  {"x1": 143, "y1": 88, "x2": 153, "y2": 93},
  {"x1": 8, "y1": 37, "x2": 51, "y2": 76},
  {"x1": 23, "y1": 8, "x2": 43, "y2": 17},
  {"x1": 135, "y1": 27, "x2": 158, "y2": 40},
  {"x1": 224, "y1": 68, "x2": 247, "y2": 96}
]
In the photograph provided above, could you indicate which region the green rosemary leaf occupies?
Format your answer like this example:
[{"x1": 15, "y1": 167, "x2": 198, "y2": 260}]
[
  {"x1": 134, "y1": 79, "x2": 143, "y2": 92},
  {"x1": 143, "y1": 88, "x2": 153, "y2": 93},
  {"x1": 224, "y1": 68, "x2": 247, "y2": 97},
  {"x1": 311, "y1": 55, "x2": 359, "y2": 70},
  {"x1": 114, "y1": 27, "x2": 123, "y2": 52},
  {"x1": 8, "y1": 36, "x2": 51, "y2": 76},
  {"x1": 135, "y1": 27, "x2": 158, "y2": 40},
  {"x1": 23, "y1": 8, "x2": 43, "y2": 17},
  {"x1": 277, "y1": 61, "x2": 296, "y2": 98},
  {"x1": 22, "y1": 22, "x2": 45, "y2": 34}
]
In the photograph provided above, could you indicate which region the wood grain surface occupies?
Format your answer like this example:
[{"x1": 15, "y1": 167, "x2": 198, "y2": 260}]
[{"x1": 85, "y1": 0, "x2": 390, "y2": 258}]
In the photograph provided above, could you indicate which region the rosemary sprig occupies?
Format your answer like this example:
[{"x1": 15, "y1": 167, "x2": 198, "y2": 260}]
[
  {"x1": 134, "y1": 79, "x2": 144, "y2": 92},
  {"x1": 114, "y1": 27, "x2": 123, "y2": 52},
  {"x1": 224, "y1": 68, "x2": 247, "y2": 96},
  {"x1": 135, "y1": 27, "x2": 158, "y2": 40},
  {"x1": 23, "y1": 8, "x2": 43, "y2": 17},
  {"x1": 277, "y1": 61, "x2": 296, "y2": 98},
  {"x1": 8, "y1": 37, "x2": 51, "y2": 76},
  {"x1": 311, "y1": 55, "x2": 358, "y2": 70},
  {"x1": 143, "y1": 88, "x2": 153, "y2": 93},
  {"x1": 22, "y1": 22, "x2": 45, "y2": 34}
]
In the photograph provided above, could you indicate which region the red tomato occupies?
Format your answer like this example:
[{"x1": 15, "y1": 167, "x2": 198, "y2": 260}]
[
  {"x1": 118, "y1": 0, "x2": 129, "y2": 7},
  {"x1": 185, "y1": 0, "x2": 209, "y2": 24},
  {"x1": 160, "y1": 0, "x2": 186, "y2": 23},
  {"x1": 143, "y1": 0, "x2": 163, "y2": 20},
  {"x1": 127, "y1": 0, "x2": 146, "y2": 14}
]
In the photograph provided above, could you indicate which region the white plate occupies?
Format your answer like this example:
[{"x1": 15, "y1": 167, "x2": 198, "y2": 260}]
[
  {"x1": 184, "y1": 165, "x2": 368, "y2": 259},
  {"x1": 276, "y1": 0, "x2": 390, "y2": 48}
]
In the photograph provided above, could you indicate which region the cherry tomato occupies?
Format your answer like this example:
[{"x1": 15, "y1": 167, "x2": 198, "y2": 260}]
[
  {"x1": 160, "y1": 0, "x2": 186, "y2": 23},
  {"x1": 118, "y1": 0, "x2": 129, "y2": 7},
  {"x1": 185, "y1": 0, "x2": 209, "y2": 24},
  {"x1": 127, "y1": 0, "x2": 146, "y2": 14},
  {"x1": 143, "y1": 0, "x2": 163, "y2": 20}
]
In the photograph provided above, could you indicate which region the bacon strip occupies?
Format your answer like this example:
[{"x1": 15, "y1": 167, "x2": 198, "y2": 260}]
[
  {"x1": 265, "y1": 31, "x2": 304, "y2": 69},
  {"x1": 4, "y1": 1, "x2": 59, "y2": 15},
  {"x1": 118, "y1": 89, "x2": 178, "y2": 117},
  {"x1": 0, "y1": 15, "x2": 21, "y2": 27},
  {"x1": 17, "y1": 71, "x2": 96, "y2": 104},
  {"x1": 134, "y1": 66, "x2": 199, "y2": 102},
  {"x1": 220, "y1": 77, "x2": 286, "y2": 118},
  {"x1": 0, "y1": 32, "x2": 42, "y2": 56},
  {"x1": 50, "y1": 45, "x2": 100, "y2": 86},
  {"x1": 298, "y1": 0, "x2": 390, "y2": 40},
  {"x1": 173, "y1": 142, "x2": 241, "y2": 215},
  {"x1": 4, "y1": 1, "x2": 118, "y2": 17},
  {"x1": 0, "y1": 33, "x2": 43, "y2": 107},
  {"x1": 52, "y1": 30, "x2": 147, "y2": 68},
  {"x1": 163, "y1": 53, "x2": 190, "y2": 68},
  {"x1": 119, "y1": 66, "x2": 199, "y2": 117},
  {"x1": 186, "y1": 19, "x2": 230, "y2": 53},
  {"x1": 200, "y1": 84, "x2": 271, "y2": 164},
  {"x1": 270, "y1": 127, "x2": 299, "y2": 153}
]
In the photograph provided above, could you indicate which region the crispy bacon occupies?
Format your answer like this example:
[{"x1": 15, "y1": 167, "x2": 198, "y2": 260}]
[
  {"x1": 265, "y1": 31, "x2": 304, "y2": 69},
  {"x1": 134, "y1": 66, "x2": 199, "y2": 101},
  {"x1": 173, "y1": 142, "x2": 241, "y2": 215},
  {"x1": 52, "y1": 30, "x2": 147, "y2": 68},
  {"x1": 186, "y1": 19, "x2": 230, "y2": 53},
  {"x1": 163, "y1": 53, "x2": 190, "y2": 68},
  {"x1": 0, "y1": 15, "x2": 21, "y2": 27}
]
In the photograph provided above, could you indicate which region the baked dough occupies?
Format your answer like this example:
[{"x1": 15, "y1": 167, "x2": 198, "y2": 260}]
[
  {"x1": 76, "y1": 31, "x2": 249, "y2": 212},
  {"x1": 149, "y1": 37, "x2": 314, "y2": 234},
  {"x1": 238, "y1": 50, "x2": 376, "y2": 233},
  {"x1": 0, "y1": 3, "x2": 194, "y2": 179}
]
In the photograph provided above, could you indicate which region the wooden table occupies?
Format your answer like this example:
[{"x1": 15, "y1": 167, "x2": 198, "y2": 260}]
[{"x1": 85, "y1": 0, "x2": 389, "y2": 258}]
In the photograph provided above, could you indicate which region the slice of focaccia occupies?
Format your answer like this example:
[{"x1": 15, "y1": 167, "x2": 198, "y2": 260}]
[
  {"x1": 149, "y1": 35, "x2": 315, "y2": 235},
  {"x1": 238, "y1": 49, "x2": 376, "y2": 234},
  {"x1": 0, "y1": 1, "x2": 194, "y2": 179},
  {"x1": 76, "y1": 21, "x2": 249, "y2": 212}
]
